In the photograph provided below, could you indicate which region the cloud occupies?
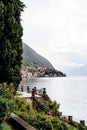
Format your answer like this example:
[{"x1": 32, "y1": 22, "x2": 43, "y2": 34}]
[{"x1": 21, "y1": 0, "x2": 87, "y2": 67}]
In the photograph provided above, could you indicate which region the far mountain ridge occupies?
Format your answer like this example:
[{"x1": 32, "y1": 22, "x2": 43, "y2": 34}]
[{"x1": 57, "y1": 65, "x2": 87, "y2": 76}]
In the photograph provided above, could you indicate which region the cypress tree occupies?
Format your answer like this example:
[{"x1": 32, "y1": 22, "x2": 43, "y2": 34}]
[{"x1": 0, "y1": 0, "x2": 24, "y2": 91}]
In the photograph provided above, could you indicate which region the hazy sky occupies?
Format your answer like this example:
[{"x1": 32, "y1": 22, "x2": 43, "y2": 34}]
[{"x1": 21, "y1": 0, "x2": 87, "y2": 68}]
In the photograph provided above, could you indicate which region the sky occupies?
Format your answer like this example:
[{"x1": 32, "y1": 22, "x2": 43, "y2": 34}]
[{"x1": 21, "y1": 0, "x2": 87, "y2": 69}]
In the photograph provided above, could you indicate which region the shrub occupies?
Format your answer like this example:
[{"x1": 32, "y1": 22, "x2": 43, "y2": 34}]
[
  {"x1": 23, "y1": 114, "x2": 53, "y2": 130},
  {"x1": 14, "y1": 96, "x2": 31, "y2": 112},
  {"x1": 0, "y1": 83, "x2": 15, "y2": 98},
  {"x1": 77, "y1": 124, "x2": 87, "y2": 130},
  {"x1": 51, "y1": 117, "x2": 69, "y2": 130},
  {"x1": 48, "y1": 100, "x2": 60, "y2": 112},
  {"x1": 0, "y1": 83, "x2": 15, "y2": 126},
  {"x1": 0, "y1": 123, "x2": 11, "y2": 130},
  {"x1": 0, "y1": 97, "x2": 11, "y2": 125},
  {"x1": 35, "y1": 99, "x2": 50, "y2": 113}
]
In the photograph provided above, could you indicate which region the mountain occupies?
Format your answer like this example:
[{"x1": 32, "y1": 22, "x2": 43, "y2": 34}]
[
  {"x1": 22, "y1": 43, "x2": 66, "y2": 77},
  {"x1": 23, "y1": 43, "x2": 53, "y2": 69},
  {"x1": 57, "y1": 65, "x2": 87, "y2": 77}
]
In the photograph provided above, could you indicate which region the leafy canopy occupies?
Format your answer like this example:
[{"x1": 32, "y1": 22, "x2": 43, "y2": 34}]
[{"x1": 0, "y1": 0, "x2": 24, "y2": 91}]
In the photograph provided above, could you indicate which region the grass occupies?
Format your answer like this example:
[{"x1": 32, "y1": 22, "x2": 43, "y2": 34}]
[{"x1": 0, "y1": 123, "x2": 11, "y2": 130}]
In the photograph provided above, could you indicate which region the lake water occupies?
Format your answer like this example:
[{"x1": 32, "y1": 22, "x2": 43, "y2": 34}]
[{"x1": 20, "y1": 77, "x2": 87, "y2": 123}]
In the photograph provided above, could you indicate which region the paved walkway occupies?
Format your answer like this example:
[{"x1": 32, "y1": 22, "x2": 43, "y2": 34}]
[{"x1": 17, "y1": 91, "x2": 41, "y2": 98}]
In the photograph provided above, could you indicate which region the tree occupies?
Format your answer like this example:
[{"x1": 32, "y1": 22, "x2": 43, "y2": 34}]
[{"x1": 0, "y1": 0, "x2": 24, "y2": 91}]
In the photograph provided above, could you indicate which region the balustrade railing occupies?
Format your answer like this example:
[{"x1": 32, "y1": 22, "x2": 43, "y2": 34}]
[{"x1": 18, "y1": 84, "x2": 87, "y2": 127}]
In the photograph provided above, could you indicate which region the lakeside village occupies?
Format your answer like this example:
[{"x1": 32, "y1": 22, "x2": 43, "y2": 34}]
[{"x1": 21, "y1": 66, "x2": 66, "y2": 78}]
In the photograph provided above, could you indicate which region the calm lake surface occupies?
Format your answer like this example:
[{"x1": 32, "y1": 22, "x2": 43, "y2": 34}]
[{"x1": 20, "y1": 77, "x2": 87, "y2": 122}]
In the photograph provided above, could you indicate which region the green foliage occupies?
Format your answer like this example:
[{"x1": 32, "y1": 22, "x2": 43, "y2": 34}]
[
  {"x1": 51, "y1": 117, "x2": 69, "y2": 130},
  {"x1": 35, "y1": 99, "x2": 60, "y2": 115},
  {"x1": 35, "y1": 99, "x2": 50, "y2": 113},
  {"x1": 14, "y1": 97, "x2": 70, "y2": 130},
  {"x1": 77, "y1": 124, "x2": 87, "y2": 130},
  {"x1": 17, "y1": 111, "x2": 53, "y2": 130},
  {"x1": 48, "y1": 100, "x2": 60, "y2": 112},
  {"x1": 17, "y1": 108, "x2": 70, "y2": 130},
  {"x1": 0, "y1": 0, "x2": 25, "y2": 91},
  {"x1": 0, "y1": 83, "x2": 15, "y2": 125},
  {"x1": 0, "y1": 1, "x2": 4, "y2": 37},
  {"x1": 0, "y1": 83, "x2": 15, "y2": 98},
  {"x1": 0, "y1": 123, "x2": 11, "y2": 130},
  {"x1": 0, "y1": 97, "x2": 11, "y2": 125},
  {"x1": 14, "y1": 96, "x2": 31, "y2": 112}
]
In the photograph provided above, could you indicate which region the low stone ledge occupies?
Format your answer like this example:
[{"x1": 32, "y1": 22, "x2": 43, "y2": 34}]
[{"x1": 10, "y1": 113, "x2": 36, "y2": 130}]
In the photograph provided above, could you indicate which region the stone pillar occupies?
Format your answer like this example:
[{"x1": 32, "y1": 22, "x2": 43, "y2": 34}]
[
  {"x1": 21, "y1": 85, "x2": 23, "y2": 92},
  {"x1": 32, "y1": 88, "x2": 36, "y2": 110},
  {"x1": 27, "y1": 86, "x2": 30, "y2": 93},
  {"x1": 43, "y1": 88, "x2": 46, "y2": 96},
  {"x1": 34, "y1": 87, "x2": 37, "y2": 94},
  {"x1": 32, "y1": 88, "x2": 35, "y2": 97},
  {"x1": 68, "y1": 116, "x2": 73, "y2": 123},
  {"x1": 80, "y1": 120, "x2": 85, "y2": 126},
  {"x1": 59, "y1": 112, "x2": 62, "y2": 117}
]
